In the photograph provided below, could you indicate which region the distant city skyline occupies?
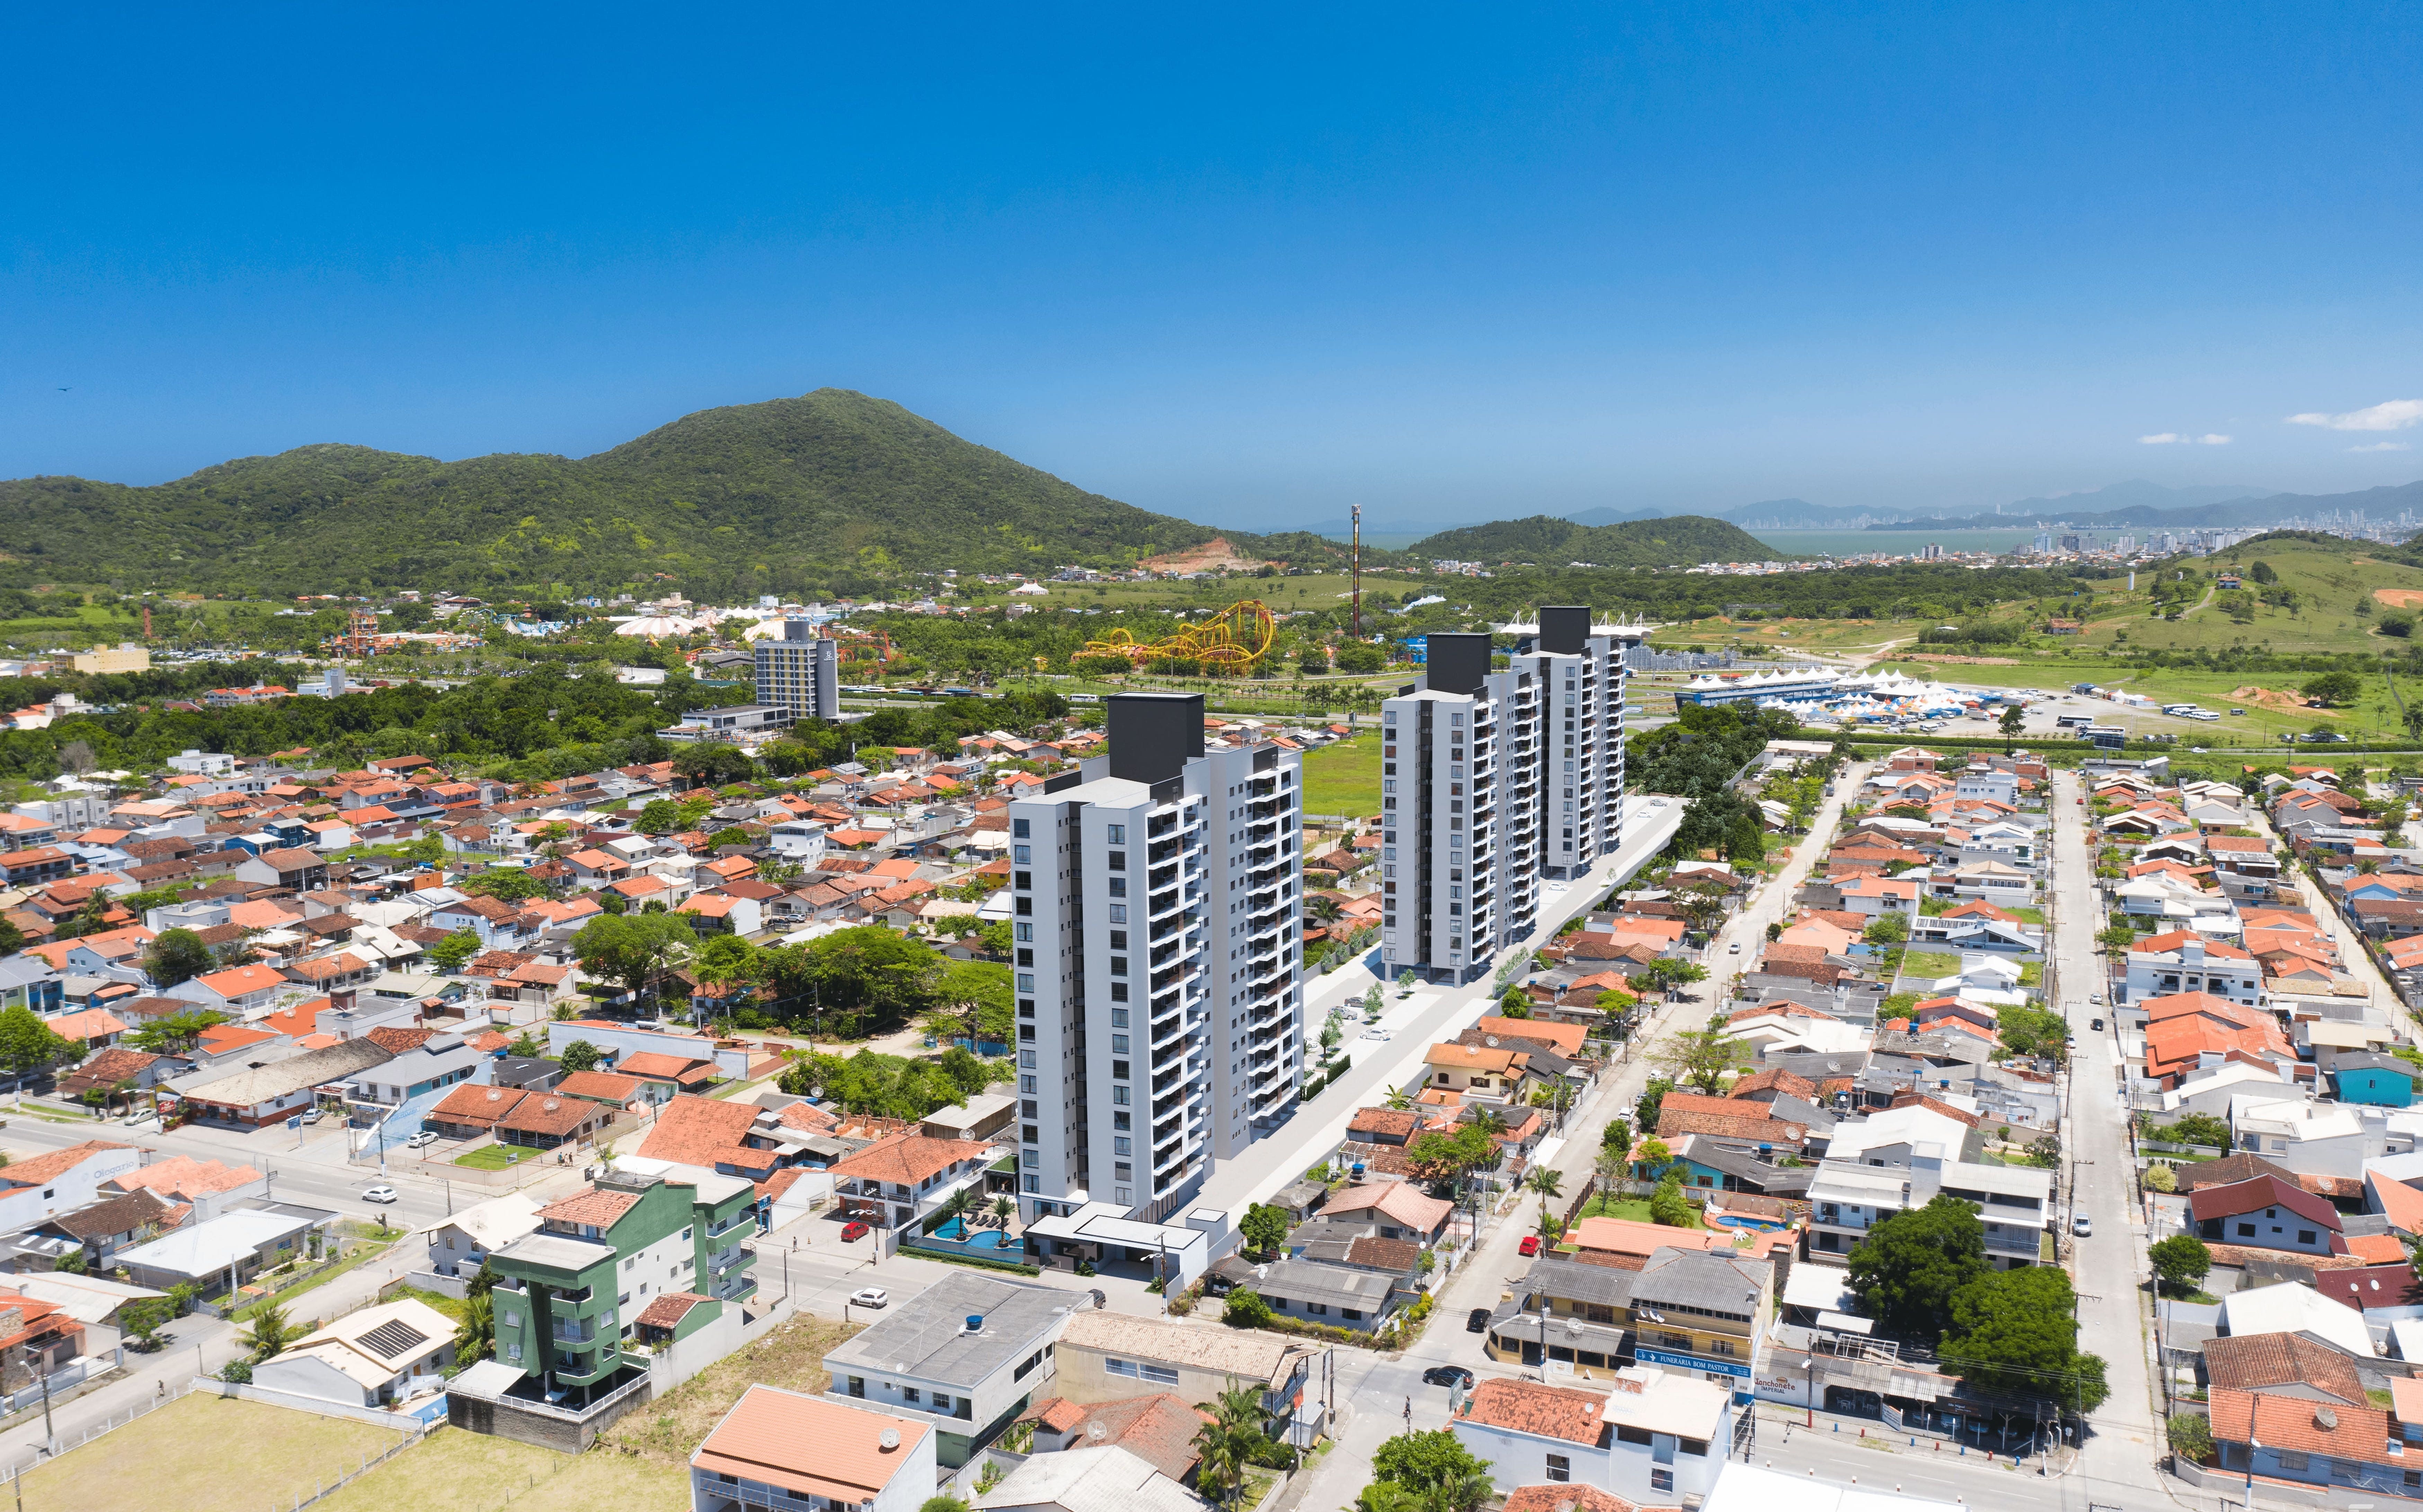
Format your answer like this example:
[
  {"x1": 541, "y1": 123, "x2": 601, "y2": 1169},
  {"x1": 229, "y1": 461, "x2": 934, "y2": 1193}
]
[{"x1": 4, "y1": 7, "x2": 2418, "y2": 530}]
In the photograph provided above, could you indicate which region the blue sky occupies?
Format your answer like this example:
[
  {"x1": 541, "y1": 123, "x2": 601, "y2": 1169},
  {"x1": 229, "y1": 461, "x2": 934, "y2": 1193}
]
[{"x1": 6, "y1": 5, "x2": 2420, "y2": 529}]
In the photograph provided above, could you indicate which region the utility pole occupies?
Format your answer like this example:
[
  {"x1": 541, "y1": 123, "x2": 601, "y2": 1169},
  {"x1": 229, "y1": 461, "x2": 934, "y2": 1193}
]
[{"x1": 1350, "y1": 503, "x2": 1362, "y2": 639}]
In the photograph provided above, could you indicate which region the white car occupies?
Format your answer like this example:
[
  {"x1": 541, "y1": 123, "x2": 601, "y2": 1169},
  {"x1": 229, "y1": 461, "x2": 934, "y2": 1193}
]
[
  {"x1": 851, "y1": 1288, "x2": 890, "y2": 1308},
  {"x1": 2071, "y1": 1213, "x2": 2092, "y2": 1238},
  {"x1": 1728, "y1": 941, "x2": 1741, "y2": 953},
  {"x1": 406, "y1": 1130, "x2": 440, "y2": 1148},
  {"x1": 361, "y1": 1185, "x2": 399, "y2": 1205},
  {"x1": 1363, "y1": 1028, "x2": 1393, "y2": 1042},
  {"x1": 2088, "y1": 993, "x2": 2105, "y2": 1006}
]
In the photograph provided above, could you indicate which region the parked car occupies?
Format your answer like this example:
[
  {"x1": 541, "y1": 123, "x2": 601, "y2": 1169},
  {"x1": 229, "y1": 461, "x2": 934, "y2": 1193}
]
[
  {"x1": 2088, "y1": 993, "x2": 2104, "y2": 1006},
  {"x1": 1421, "y1": 1366, "x2": 1474, "y2": 1388},
  {"x1": 1518, "y1": 1234, "x2": 1541, "y2": 1256},
  {"x1": 361, "y1": 1185, "x2": 398, "y2": 1205},
  {"x1": 840, "y1": 1220, "x2": 870, "y2": 1242},
  {"x1": 2072, "y1": 1213, "x2": 2092, "y2": 1237},
  {"x1": 2090, "y1": 1016, "x2": 2104, "y2": 1031},
  {"x1": 1727, "y1": 941, "x2": 1740, "y2": 953},
  {"x1": 300, "y1": 1108, "x2": 325, "y2": 1125},
  {"x1": 850, "y1": 1288, "x2": 890, "y2": 1308},
  {"x1": 1466, "y1": 1307, "x2": 1491, "y2": 1333},
  {"x1": 406, "y1": 1130, "x2": 440, "y2": 1148}
]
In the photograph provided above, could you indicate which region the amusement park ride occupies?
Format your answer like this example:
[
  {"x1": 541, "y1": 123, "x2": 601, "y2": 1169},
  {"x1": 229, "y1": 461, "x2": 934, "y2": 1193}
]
[{"x1": 1080, "y1": 599, "x2": 1278, "y2": 671}]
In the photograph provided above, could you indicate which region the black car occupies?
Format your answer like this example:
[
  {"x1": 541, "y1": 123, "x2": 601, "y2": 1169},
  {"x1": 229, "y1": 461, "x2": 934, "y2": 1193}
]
[
  {"x1": 1422, "y1": 1366, "x2": 1475, "y2": 1388},
  {"x1": 1467, "y1": 1307, "x2": 1490, "y2": 1333}
]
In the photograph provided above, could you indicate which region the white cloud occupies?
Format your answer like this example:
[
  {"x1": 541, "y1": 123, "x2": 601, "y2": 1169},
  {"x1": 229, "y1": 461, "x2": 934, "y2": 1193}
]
[
  {"x1": 2138, "y1": 433, "x2": 2183, "y2": 445},
  {"x1": 2285, "y1": 398, "x2": 2423, "y2": 432},
  {"x1": 2198, "y1": 433, "x2": 2231, "y2": 445},
  {"x1": 2349, "y1": 441, "x2": 2412, "y2": 453}
]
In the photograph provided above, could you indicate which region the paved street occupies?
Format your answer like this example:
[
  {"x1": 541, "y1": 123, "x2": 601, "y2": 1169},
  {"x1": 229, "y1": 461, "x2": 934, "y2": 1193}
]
[
  {"x1": 1275, "y1": 763, "x2": 1872, "y2": 1512},
  {"x1": 2047, "y1": 767, "x2": 2170, "y2": 1506}
]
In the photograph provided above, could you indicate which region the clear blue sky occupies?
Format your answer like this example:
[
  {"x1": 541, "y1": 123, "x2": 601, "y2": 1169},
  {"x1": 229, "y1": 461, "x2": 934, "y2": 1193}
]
[{"x1": 6, "y1": 5, "x2": 2420, "y2": 529}]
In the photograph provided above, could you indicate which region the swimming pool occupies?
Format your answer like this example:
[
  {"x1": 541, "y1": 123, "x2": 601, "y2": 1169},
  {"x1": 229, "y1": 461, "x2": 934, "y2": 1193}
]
[
  {"x1": 934, "y1": 1217, "x2": 1017, "y2": 1250},
  {"x1": 1706, "y1": 1212, "x2": 1785, "y2": 1233}
]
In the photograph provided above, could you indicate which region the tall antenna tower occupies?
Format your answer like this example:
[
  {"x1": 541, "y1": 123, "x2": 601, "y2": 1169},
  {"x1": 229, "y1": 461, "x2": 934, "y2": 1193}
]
[{"x1": 1350, "y1": 502, "x2": 1362, "y2": 637}]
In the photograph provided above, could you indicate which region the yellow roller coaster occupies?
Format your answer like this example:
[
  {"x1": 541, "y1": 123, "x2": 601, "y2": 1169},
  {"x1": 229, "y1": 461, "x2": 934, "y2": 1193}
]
[{"x1": 1082, "y1": 599, "x2": 1277, "y2": 671}]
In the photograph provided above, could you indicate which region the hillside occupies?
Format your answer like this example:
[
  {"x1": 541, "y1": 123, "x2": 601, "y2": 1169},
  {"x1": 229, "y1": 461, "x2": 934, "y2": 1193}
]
[
  {"x1": 1406, "y1": 513, "x2": 1782, "y2": 567},
  {"x1": 0, "y1": 390, "x2": 1351, "y2": 596}
]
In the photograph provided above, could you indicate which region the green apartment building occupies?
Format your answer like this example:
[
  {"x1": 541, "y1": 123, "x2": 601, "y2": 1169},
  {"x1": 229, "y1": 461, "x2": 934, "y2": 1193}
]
[{"x1": 481, "y1": 1168, "x2": 758, "y2": 1413}]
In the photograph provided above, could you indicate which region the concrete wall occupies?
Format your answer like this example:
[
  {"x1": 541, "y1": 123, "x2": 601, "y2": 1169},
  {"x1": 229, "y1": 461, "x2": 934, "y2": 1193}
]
[{"x1": 443, "y1": 1375, "x2": 654, "y2": 1452}]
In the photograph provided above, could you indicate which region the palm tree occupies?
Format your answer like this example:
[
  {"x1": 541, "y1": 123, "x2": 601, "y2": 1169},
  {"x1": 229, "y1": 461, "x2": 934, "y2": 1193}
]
[
  {"x1": 454, "y1": 1287, "x2": 494, "y2": 1365},
  {"x1": 1306, "y1": 894, "x2": 1344, "y2": 925},
  {"x1": 991, "y1": 1195, "x2": 1015, "y2": 1228},
  {"x1": 240, "y1": 1302, "x2": 298, "y2": 1361},
  {"x1": 1383, "y1": 1087, "x2": 1414, "y2": 1110},
  {"x1": 1525, "y1": 1166, "x2": 1564, "y2": 1200},
  {"x1": 1190, "y1": 1380, "x2": 1275, "y2": 1507}
]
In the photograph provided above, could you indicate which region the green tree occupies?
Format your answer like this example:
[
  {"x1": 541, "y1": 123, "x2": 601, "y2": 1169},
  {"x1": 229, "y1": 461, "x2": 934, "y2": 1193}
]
[
  {"x1": 691, "y1": 933, "x2": 763, "y2": 1005},
  {"x1": 2096, "y1": 923, "x2": 2137, "y2": 950},
  {"x1": 0, "y1": 1006, "x2": 74, "y2": 1082},
  {"x1": 2248, "y1": 559, "x2": 2278, "y2": 584},
  {"x1": 454, "y1": 1285, "x2": 495, "y2": 1365},
  {"x1": 123, "y1": 1007, "x2": 228, "y2": 1055},
  {"x1": 1845, "y1": 1192, "x2": 1988, "y2": 1339},
  {"x1": 1648, "y1": 1024, "x2": 1750, "y2": 1094},
  {"x1": 1371, "y1": 1430, "x2": 1491, "y2": 1496},
  {"x1": 1863, "y1": 913, "x2": 1909, "y2": 945},
  {"x1": 2169, "y1": 1412, "x2": 2215, "y2": 1464},
  {"x1": 1940, "y1": 1264, "x2": 2109, "y2": 1413},
  {"x1": 1600, "y1": 1116, "x2": 1632, "y2": 1152},
  {"x1": 2304, "y1": 670, "x2": 2361, "y2": 706},
  {"x1": 427, "y1": 928, "x2": 483, "y2": 974},
  {"x1": 2163, "y1": 1113, "x2": 2230, "y2": 1149},
  {"x1": 240, "y1": 1302, "x2": 299, "y2": 1361},
  {"x1": 2149, "y1": 1234, "x2": 2212, "y2": 1295},
  {"x1": 1334, "y1": 644, "x2": 1384, "y2": 673},
  {"x1": 1635, "y1": 1077, "x2": 1673, "y2": 1134},
  {"x1": 461, "y1": 868, "x2": 549, "y2": 901},
  {"x1": 1222, "y1": 1288, "x2": 1273, "y2": 1328},
  {"x1": 1525, "y1": 1165, "x2": 1564, "y2": 1199},
  {"x1": 558, "y1": 1039, "x2": 602, "y2": 1074},
  {"x1": 1648, "y1": 1172, "x2": 1693, "y2": 1227},
  {"x1": 922, "y1": 1498, "x2": 973, "y2": 1512},
  {"x1": 142, "y1": 928, "x2": 216, "y2": 988},
  {"x1": 673, "y1": 743, "x2": 757, "y2": 786},
  {"x1": 1192, "y1": 1382, "x2": 1279, "y2": 1509},
  {"x1": 632, "y1": 798, "x2": 684, "y2": 835},
  {"x1": 571, "y1": 911, "x2": 697, "y2": 1006},
  {"x1": 507, "y1": 1030, "x2": 545, "y2": 1057},
  {"x1": 1997, "y1": 704, "x2": 2024, "y2": 750},
  {"x1": 1239, "y1": 1203, "x2": 1292, "y2": 1257}
]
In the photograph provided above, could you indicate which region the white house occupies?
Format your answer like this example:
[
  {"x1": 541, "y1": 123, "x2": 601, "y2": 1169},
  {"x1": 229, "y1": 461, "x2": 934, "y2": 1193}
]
[
  {"x1": 823, "y1": 1272, "x2": 1079, "y2": 1473},
  {"x1": 421, "y1": 1192, "x2": 542, "y2": 1278},
  {"x1": 2125, "y1": 932, "x2": 2264, "y2": 1006},
  {"x1": 2159, "y1": 1061, "x2": 2295, "y2": 1120},
  {"x1": 1452, "y1": 1369, "x2": 1733, "y2": 1506},
  {"x1": 693, "y1": 1385, "x2": 938, "y2": 1512},
  {"x1": 253, "y1": 1297, "x2": 456, "y2": 1408}
]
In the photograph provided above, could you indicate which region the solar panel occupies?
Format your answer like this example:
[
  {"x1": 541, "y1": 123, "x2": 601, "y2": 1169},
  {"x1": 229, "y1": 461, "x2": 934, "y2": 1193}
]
[{"x1": 357, "y1": 1319, "x2": 431, "y2": 1359}]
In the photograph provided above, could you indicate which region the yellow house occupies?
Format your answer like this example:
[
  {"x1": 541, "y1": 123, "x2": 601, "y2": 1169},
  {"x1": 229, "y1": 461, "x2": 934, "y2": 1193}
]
[{"x1": 1424, "y1": 1041, "x2": 1532, "y2": 1104}]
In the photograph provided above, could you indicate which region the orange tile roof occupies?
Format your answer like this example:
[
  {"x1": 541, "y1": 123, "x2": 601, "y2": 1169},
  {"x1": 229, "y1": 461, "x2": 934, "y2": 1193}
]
[
  {"x1": 693, "y1": 1385, "x2": 929, "y2": 1502},
  {"x1": 537, "y1": 1186, "x2": 641, "y2": 1229},
  {"x1": 832, "y1": 1132, "x2": 980, "y2": 1187},
  {"x1": 1460, "y1": 1379, "x2": 1613, "y2": 1446}
]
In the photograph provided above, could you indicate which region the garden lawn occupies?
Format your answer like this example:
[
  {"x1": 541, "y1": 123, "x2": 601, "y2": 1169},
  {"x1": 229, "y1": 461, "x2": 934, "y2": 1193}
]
[
  {"x1": 1898, "y1": 951, "x2": 1963, "y2": 981},
  {"x1": 452, "y1": 1144, "x2": 521, "y2": 1169},
  {"x1": 18, "y1": 1392, "x2": 406, "y2": 1512},
  {"x1": 1576, "y1": 1195, "x2": 1701, "y2": 1228},
  {"x1": 1301, "y1": 734, "x2": 1382, "y2": 820},
  {"x1": 316, "y1": 1424, "x2": 688, "y2": 1512}
]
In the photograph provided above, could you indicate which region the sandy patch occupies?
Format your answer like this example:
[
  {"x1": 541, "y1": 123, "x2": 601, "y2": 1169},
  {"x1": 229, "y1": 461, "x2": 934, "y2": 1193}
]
[
  {"x1": 2372, "y1": 588, "x2": 2423, "y2": 609},
  {"x1": 1139, "y1": 536, "x2": 1272, "y2": 573},
  {"x1": 2228, "y1": 684, "x2": 2343, "y2": 717},
  {"x1": 1900, "y1": 653, "x2": 2022, "y2": 665}
]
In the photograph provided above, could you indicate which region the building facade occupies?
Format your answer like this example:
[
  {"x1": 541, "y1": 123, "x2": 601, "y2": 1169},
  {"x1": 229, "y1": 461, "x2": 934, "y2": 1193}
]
[
  {"x1": 1009, "y1": 694, "x2": 1303, "y2": 1222},
  {"x1": 753, "y1": 620, "x2": 841, "y2": 721}
]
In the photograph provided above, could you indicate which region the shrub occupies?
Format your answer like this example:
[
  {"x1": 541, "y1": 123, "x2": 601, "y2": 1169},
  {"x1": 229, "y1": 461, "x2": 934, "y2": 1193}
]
[
  {"x1": 2142, "y1": 1162, "x2": 2177, "y2": 1193},
  {"x1": 1224, "y1": 1288, "x2": 1274, "y2": 1328},
  {"x1": 2168, "y1": 1412, "x2": 2214, "y2": 1464}
]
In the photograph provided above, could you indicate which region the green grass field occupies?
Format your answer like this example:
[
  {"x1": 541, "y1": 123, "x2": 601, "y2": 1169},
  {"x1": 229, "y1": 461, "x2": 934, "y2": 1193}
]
[
  {"x1": 451, "y1": 1145, "x2": 521, "y2": 1169},
  {"x1": 315, "y1": 1423, "x2": 688, "y2": 1512},
  {"x1": 1302, "y1": 733, "x2": 1382, "y2": 819},
  {"x1": 19, "y1": 1393, "x2": 408, "y2": 1512}
]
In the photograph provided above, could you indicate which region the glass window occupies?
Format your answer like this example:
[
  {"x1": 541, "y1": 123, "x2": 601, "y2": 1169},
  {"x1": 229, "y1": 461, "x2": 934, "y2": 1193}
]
[
  {"x1": 1013, "y1": 844, "x2": 1032, "y2": 864},
  {"x1": 1545, "y1": 1456, "x2": 1570, "y2": 1483},
  {"x1": 1013, "y1": 818, "x2": 1030, "y2": 838},
  {"x1": 1107, "y1": 824, "x2": 1126, "y2": 844}
]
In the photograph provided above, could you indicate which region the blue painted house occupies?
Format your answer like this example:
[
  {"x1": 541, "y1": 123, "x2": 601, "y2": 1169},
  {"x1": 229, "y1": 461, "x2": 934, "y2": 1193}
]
[{"x1": 2332, "y1": 1054, "x2": 2418, "y2": 1108}]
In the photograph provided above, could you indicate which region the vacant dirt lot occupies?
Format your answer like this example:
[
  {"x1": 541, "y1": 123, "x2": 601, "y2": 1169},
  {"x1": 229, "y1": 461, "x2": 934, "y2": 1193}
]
[{"x1": 315, "y1": 1424, "x2": 687, "y2": 1512}]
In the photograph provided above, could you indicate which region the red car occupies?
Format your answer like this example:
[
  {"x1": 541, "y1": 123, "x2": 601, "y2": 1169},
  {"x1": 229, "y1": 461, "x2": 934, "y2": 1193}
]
[
  {"x1": 841, "y1": 1220, "x2": 870, "y2": 1242},
  {"x1": 1518, "y1": 1234, "x2": 1541, "y2": 1256}
]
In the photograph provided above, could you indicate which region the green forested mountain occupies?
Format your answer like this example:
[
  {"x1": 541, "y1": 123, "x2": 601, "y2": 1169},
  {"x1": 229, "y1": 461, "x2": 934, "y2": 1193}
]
[
  {"x1": 0, "y1": 390, "x2": 1345, "y2": 598},
  {"x1": 1407, "y1": 513, "x2": 1783, "y2": 566}
]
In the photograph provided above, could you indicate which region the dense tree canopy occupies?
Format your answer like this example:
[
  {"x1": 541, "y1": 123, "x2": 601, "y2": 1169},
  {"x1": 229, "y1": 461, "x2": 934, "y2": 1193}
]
[{"x1": 1846, "y1": 1193, "x2": 1988, "y2": 1339}]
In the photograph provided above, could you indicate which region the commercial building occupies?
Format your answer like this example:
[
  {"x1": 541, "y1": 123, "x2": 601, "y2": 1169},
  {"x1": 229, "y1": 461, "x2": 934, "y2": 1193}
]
[
  {"x1": 72, "y1": 643, "x2": 150, "y2": 676},
  {"x1": 1509, "y1": 608, "x2": 1636, "y2": 881},
  {"x1": 1008, "y1": 694, "x2": 1303, "y2": 1223},
  {"x1": 753, "y1": 620, "x2": 841, "y2": 721}
]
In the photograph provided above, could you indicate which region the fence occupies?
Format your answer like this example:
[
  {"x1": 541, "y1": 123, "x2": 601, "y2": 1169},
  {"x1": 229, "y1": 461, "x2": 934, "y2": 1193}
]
[
  {"x1": 0, "y1": 1354, "x2": 109, "y2": 1419},
  {"x1": 204, "y1": 1376, "x2": 443, "y2": 1431},
  {"x1": 0, "y1": 1364, "x2": 153, "y2": 1474}
]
